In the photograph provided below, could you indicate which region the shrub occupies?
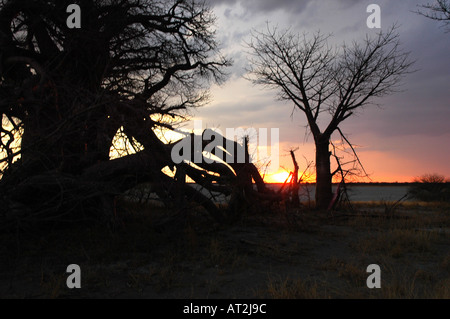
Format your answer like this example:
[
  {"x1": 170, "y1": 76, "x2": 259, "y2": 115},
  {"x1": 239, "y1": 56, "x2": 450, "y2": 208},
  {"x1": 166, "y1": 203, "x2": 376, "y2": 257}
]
[{"x1": 408, "y1": 174, "x2": 450, "y2": 202}]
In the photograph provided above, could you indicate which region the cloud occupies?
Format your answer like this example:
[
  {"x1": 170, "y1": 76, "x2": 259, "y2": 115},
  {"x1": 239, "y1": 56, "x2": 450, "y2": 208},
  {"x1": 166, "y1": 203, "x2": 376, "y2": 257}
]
[
  {"x1": 340, "y1": 7, "x2": 450, "y2": 140},
  {"x1": 206, "y1": 0, "x2": 364, "y2": 22},
  {"x1": 207, "y1": 0, "x2": 311, "y2": 14},
  {"x1": 195, "y1": 0, "x2": 450, "y2": 181}
]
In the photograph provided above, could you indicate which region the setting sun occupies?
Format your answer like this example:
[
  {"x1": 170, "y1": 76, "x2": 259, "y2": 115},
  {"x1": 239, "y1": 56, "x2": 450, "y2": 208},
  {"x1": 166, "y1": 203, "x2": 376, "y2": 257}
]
[{"x1": 265, "y1": 171, "x2": 290, "y2": 184}]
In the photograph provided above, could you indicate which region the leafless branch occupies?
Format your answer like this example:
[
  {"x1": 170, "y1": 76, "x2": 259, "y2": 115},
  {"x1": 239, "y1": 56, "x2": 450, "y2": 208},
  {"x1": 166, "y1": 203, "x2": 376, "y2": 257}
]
[{"x1": 416, "y1": 0, "x2": 450, "y2": 31}]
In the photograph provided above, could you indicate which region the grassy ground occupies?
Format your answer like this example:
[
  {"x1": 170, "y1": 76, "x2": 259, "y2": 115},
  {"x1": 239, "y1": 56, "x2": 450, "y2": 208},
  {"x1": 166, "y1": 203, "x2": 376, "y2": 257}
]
[{"x1": 0, "y1": 200, "x2": 449, "y2": 299}]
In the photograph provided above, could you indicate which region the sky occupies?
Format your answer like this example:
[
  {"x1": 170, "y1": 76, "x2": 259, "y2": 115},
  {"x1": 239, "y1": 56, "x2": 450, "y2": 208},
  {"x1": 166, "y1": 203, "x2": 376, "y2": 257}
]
[{"x1": 182, "y1": 0, "x2": 450, "y2": 183}]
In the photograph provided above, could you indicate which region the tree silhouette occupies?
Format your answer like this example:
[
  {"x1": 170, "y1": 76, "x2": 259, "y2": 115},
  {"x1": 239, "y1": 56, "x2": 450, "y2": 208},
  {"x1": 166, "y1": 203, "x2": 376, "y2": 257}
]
[
  {"x1": 416, "y1": 0, "x2": 450, "y2": 32},
  {"x1": 0, "y1": 0, "x2": 275, "y2": 229},
  {"x1": 246, "y1": 25, "x2": 414, "y2": 209}
]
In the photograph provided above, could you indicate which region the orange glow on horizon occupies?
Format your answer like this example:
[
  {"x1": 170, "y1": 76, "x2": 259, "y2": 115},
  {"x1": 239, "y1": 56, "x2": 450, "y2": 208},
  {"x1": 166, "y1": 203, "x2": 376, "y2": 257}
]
[
  {"x1": 264, "y1": 169, "x2": 316, "y2": 184},
  {"x1": 264, "y1": 171, "x2": 290, "y2": 184},
  {"x1": 262, "y1": 169, "x2": 415, "y2": 184}
]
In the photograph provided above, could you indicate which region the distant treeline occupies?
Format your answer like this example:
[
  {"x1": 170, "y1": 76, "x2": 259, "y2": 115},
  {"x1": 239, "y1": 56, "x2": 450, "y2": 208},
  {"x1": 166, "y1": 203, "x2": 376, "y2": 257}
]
[{"x1": 341, "y1": 182, "x2": 435, "y2": 186}]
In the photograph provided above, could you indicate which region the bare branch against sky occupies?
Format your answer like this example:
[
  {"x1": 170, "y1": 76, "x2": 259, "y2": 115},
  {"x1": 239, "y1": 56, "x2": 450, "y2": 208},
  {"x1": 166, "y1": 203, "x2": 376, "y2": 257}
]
[
  {"x1": 246, "y1": 24, "x2": 414, "y2": 207},
  {"x1": 416, "y1": 0, "x2": 450, "y2": 31}
]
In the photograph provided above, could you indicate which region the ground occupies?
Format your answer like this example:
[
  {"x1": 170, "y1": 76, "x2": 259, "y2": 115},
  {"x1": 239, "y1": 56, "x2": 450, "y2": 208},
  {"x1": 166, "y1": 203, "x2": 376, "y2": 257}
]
[{"x1": 0, "y1": 200, "x2": 449, "y2": 299}]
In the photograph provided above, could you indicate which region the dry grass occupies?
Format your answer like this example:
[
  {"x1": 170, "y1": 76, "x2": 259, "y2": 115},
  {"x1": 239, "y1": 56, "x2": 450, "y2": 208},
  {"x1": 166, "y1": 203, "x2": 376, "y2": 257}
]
[
  {"x1": 262, "y1": 275, "x2": 320, "y2": 299},
  {"x1": 377, "y1": 265, "x2": 450, "y2": 299},
  {"x1": 1, "y1": 200, "x2": 449, "y2": 299},
  {"x1": 352, "y1": 228, "x2": 443, "y2": 258}
]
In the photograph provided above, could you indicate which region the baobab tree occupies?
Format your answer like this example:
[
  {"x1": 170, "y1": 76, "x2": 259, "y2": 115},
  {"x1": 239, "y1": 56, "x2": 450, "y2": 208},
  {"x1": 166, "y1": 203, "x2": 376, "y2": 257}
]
[
  {"x1": 246, "y1": 25, "x2": 414, "y2": 209},
  {"x1": 0, "y1": 0, "x2": 276, "y2": 229}
]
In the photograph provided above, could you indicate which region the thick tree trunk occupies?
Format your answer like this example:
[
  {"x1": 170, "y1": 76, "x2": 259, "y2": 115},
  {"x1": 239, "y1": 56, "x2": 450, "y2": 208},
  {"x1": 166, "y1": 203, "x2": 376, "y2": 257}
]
[
  {"x1": 1, "y1": 126, "x2": 280, "y2": 230},
  {"x1": 315, "y1": 135, "x2": 332, "y2": 210}
]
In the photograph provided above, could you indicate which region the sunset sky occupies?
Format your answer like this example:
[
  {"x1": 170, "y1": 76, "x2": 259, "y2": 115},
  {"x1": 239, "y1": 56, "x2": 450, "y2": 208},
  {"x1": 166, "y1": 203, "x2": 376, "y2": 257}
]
[{"x1": 175, "y1": 0, "x2": 450, "y2": 183}]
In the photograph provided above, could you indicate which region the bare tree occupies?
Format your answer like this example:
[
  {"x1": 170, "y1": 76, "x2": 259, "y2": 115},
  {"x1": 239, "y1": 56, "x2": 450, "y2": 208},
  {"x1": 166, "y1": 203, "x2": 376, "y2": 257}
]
[
  {"x1": 246, "y1": 25, "x2": 414, "y2": 209},
  {"x1": 416, "y1": 0, "x2": 450, "y2": 31}
]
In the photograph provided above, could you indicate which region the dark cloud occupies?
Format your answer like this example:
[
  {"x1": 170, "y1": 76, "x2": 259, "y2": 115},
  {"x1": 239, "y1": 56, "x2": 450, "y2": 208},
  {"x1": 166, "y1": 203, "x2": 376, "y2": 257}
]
[
  {"x1": 197, "y1": 0, "x2": 450, "y2": 180},
  {"x1": 341, "y1": 8, "x2": 450, "y2": 140},
  {"x1": 206, "y1": 0, "x2": 361, "y2": 15}
]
